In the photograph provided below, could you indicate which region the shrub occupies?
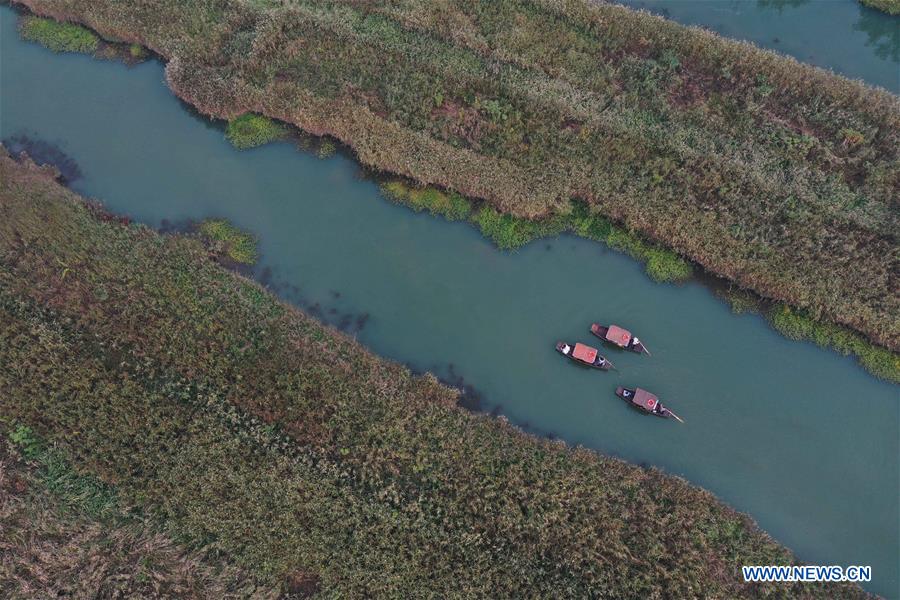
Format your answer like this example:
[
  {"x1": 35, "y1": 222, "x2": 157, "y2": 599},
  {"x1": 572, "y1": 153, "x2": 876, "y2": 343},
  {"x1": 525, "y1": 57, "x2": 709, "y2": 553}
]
[
  {"x1": 316, "y1": 139, "x2": 337, "y2": 158},
  {"x1": 225, "y1": 113, "x2": 286, "y2": 150},
  {"x1": 644, "y1": 248, "x2": 693, "y2": 283},
  {"x1": 128, "y1": 43, "x2": 147, "y2": 59},
  {"x1": 9, "y1": 423, "x2": 41, "y2": 458},
  {"x1": 19, "y1": 16, "x2": 99, "y2": 54}
]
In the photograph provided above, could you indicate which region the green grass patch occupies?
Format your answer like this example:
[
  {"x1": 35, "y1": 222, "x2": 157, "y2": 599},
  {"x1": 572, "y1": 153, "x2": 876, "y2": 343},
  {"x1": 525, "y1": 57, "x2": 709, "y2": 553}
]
[
  {"x1": 859, "y1": 0, "x2": 900, "y2": 14},
  {"x1": 225, "y1": 113, "x2": 287, "y2": 150},
  {"x1": 471, "y1": 205, "x2": 567, "y2": 249},
  {"x1": 19, "y1": 16, "x2": 99, "y2": 54},
  {"x1": 199, "y1": 218, "x2": 258, "y2": 264},
  {"x1": 381, "y1": 180, "x2": 472, "y2": 221},
  {"x1": 7, "y1": 423, "x2": 120, "y2": 518},
  {"x1": 381, "y1": 180, "x2": 691, "y2": 281}
]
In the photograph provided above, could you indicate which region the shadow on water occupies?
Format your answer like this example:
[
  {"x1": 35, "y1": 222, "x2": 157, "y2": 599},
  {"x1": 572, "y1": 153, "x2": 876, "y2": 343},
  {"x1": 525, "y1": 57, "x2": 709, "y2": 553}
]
[
  {"x1": 3, "y1": 133, "x2": 82, "y2": 183},
  {"x1": 855, "y1": 5, "x2": 900, "y2": 63},
  {"x1": 756, "y1": 0, "x2": 810, "y2": 13},
  {"x1": 257, "y1": 264, "x2": 372, "y2": 337}
]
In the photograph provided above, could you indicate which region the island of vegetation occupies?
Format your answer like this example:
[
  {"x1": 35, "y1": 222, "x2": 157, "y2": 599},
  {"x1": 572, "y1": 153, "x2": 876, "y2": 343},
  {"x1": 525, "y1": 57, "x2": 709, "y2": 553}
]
[
  {"x1": 0, "y1": 148, "x2": 871, "y2": 598},
  {"x1": 11, "y1": 0, "x2": 899, "y2": 360}
]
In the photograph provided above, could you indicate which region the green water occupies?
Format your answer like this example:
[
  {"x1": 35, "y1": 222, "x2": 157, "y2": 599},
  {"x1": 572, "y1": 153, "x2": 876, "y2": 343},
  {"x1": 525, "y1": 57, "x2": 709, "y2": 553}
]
[
  {"x1": 1, "y1": 6, "x2": 897, "y2": 596},
  {"x1": 619, "y1": 0, "x2": 899, "y2": 92}
]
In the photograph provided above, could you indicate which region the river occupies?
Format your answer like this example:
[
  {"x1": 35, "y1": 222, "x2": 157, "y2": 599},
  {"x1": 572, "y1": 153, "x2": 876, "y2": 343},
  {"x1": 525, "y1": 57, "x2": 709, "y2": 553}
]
[
  {"x1": 618, "y1": 0, "x2": 899, "y2": 92},
  {"x1": 1, "y1": 5, "x2": 897, "y2": 596}
]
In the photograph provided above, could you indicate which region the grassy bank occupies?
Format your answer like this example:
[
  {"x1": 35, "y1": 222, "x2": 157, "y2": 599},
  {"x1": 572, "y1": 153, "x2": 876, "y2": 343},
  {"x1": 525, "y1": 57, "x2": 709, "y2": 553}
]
[
  {"x1": 0, "y1": 426, "x2": 277, "y2": 598},
  {"x1": 16, "y1": 13, "x2": 149, "y2": 64},
  {"x1": 382, "y1": 178, "x2": 692, "y2": 282},
  {"x1": 0, "y1": 149, "x2": 870, "y2": 597},
  {"x1": 12, "y1": 0, "x2": 899, "y2": 352},
  {"x1": 718, "y1": 287, "x2": 900, "y2": 383},
  {"x1": 18, "y1": 14, "x2": 97, "y2": 53}
]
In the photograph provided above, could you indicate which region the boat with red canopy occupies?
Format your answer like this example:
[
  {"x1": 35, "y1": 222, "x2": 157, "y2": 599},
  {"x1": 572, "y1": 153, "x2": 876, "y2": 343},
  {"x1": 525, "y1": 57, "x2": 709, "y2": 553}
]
[
  {"x1": 591, "y1": 323, "x2": 650, "y2": 355},
  {"x1": 555, "y1": 341, "x2": 613, "y2": 370},
  {"x1": 615, "y1": 386, "x2": 683, "y2": 422}
]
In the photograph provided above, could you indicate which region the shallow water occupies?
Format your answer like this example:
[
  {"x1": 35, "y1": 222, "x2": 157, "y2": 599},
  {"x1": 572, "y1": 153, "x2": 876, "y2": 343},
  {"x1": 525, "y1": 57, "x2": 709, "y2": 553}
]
[
  {"x1": 618, "y1": 0, "x2": 900, "y2": 92},
  {"x1": 1, "y1": 6, "x2": 898, "y2": 596}
]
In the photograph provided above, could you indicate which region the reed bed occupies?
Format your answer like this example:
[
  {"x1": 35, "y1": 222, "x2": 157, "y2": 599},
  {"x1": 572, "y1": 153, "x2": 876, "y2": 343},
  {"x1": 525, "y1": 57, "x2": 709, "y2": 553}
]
[{"x1": 0, "y1": 426, "x2": 276, "y2": 599}]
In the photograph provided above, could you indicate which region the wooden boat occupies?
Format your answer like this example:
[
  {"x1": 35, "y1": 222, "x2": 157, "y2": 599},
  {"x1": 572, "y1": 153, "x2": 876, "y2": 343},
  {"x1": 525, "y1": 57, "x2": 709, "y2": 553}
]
[
  {"x1": 556, "y1": 341, "x2": 613, "y2": 370},
  {"x1": 615, "y1": 386, "x2": 683, "y2": 422},
  {"x1": 590, "y1": 323, "x2": 650, "y2": 355}
]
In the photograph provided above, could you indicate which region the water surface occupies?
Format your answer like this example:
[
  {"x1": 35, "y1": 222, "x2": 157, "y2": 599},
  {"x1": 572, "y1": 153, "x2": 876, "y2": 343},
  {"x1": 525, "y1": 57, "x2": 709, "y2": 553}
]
[
  {"x1": 1, "y1": 7, "x2": 897, "y2": 597},
  {"x1": 618, "y1": 0, "x2": 899, "y2": 92}
]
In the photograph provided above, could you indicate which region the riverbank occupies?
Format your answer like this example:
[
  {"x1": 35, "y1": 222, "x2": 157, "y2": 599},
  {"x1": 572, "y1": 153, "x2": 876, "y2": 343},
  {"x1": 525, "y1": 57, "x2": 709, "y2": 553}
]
[
  {"x1": 11, "y1": 0, "x2": 899, "y2": 356},
  {"x1": 1, "y1": 148, "x2": 871, "y2": 597},
  {"x1": 860, "y1": 0, "x2": 900, "y2": 16}
]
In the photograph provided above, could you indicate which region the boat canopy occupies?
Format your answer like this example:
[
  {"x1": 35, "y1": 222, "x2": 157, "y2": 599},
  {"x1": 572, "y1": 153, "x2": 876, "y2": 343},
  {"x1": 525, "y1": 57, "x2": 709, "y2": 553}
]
[
  {"x1": 573, "y1": 343, "x2": 598, "y2": 363},
  {"x1": 633, "y1": 388, "x2": 658, "y2": 410},
  {"x1": 606, "y1": 324, "x2": 632, "y2": 345}
]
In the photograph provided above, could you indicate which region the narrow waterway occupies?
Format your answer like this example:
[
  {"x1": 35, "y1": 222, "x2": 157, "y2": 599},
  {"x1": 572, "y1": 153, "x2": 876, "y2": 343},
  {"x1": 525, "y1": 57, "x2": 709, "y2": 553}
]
[
  {"x1": 618, "y1": 0, "x2": 899, "y2": 92},
  {"x1": 1, "y1": 7, "x2": 897, "y2": 596}
]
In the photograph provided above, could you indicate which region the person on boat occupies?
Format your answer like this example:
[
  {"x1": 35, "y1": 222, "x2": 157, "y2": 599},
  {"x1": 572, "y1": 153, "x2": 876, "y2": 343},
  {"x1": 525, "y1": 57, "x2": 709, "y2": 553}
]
[{"x1": 632, "y1": 336, "x2": 640, "y2": 348}]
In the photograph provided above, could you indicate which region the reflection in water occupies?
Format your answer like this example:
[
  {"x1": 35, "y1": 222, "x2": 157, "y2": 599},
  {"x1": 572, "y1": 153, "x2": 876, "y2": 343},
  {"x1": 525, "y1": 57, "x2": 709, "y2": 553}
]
[
  {"x1": 756, "y1": 0, "x2": 810, "y2": 13},
  {"x1": 855, "y1": 5, "x2": 900, "y2": 63}
]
